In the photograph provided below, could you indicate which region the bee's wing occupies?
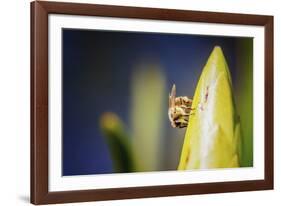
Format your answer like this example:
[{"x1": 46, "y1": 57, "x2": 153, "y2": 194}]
[{"x1": 169, "y1": 84, "x2": 176, "y2": 108}]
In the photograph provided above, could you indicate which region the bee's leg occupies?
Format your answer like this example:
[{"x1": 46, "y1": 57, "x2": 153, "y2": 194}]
[
  {"x1": 175, "y1": 119, "x2": 188, "y2": 128},
  {"x1": 181, "y1": 116, "x2": 190, "y2": 127},
  {"x1": 179, "y1": 123, "x2": 188, "y2": 128},
  {"x1": 182, "y1": 106, "x2": 196, "y2": 115},
  {"x1": 172, "y1": 112, "x2": 181, "y2": 121},
  {"x1": 171, "y1": 122, "x2": 177, "y2": 128},
  {"x1": 186, "y1": 106, "x2": 196, "y2": 115},
  {"x1": 189, "y1": 108, "x2": 196, "y2": 116},
  {"x1": 181, "y1": 106, "x2": 192, "y2": 112},
  {"x1": 175, "y1": 115, "x2": 189, "y2": 123}
]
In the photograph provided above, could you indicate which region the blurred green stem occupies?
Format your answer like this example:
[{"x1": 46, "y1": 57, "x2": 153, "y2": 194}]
[
  {"x1": 100, "y1": 112, "x2": 134, "y2": 173},
  {"x1": 131, "y1": 64, "x2": 166, "y2": 171}
]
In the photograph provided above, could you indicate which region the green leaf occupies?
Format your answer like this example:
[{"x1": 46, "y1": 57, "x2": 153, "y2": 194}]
[
  {"x1": 100, "y1": 112, "x2": 134, "y2": 173},
  {"x1": 178, "y1": 46, "x2": 241, "y2": 170},
  {"x1": 235, "y1": 39, "x2": 253, "y2": 167}
]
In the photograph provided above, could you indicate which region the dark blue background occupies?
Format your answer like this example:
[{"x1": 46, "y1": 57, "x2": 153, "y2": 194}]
[{"x1": 63, "y1": 29, "x2": 243, "y2": 176}]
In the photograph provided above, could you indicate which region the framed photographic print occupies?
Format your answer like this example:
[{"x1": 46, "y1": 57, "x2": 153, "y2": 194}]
[{"x1": 30, "y1": 0, "x2": 274, "y2": 204}]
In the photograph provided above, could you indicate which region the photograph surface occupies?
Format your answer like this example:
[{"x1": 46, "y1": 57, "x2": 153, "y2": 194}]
[{"x1": 62, "y1": 29, "x2": 253, "y2": 176}]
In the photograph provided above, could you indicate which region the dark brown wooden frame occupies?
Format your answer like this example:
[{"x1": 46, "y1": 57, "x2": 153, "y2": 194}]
[{"x1": 31, "y1": 0, "x2": 274, "y2": 204}]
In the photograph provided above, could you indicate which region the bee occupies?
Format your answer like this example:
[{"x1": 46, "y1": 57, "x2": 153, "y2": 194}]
[{"x1": 168, "y1": 84, "x2": 193, "y2": 128}]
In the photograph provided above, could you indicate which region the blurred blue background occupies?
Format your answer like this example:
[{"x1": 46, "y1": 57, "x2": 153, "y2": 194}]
[{"x1": 62, "y1": 29, "x2": 252, "y2": 176}]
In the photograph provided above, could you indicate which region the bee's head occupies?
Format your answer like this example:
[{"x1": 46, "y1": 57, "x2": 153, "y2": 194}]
[{"x1": 168, "y1": 107, "x2": 186, "y2": 128}]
